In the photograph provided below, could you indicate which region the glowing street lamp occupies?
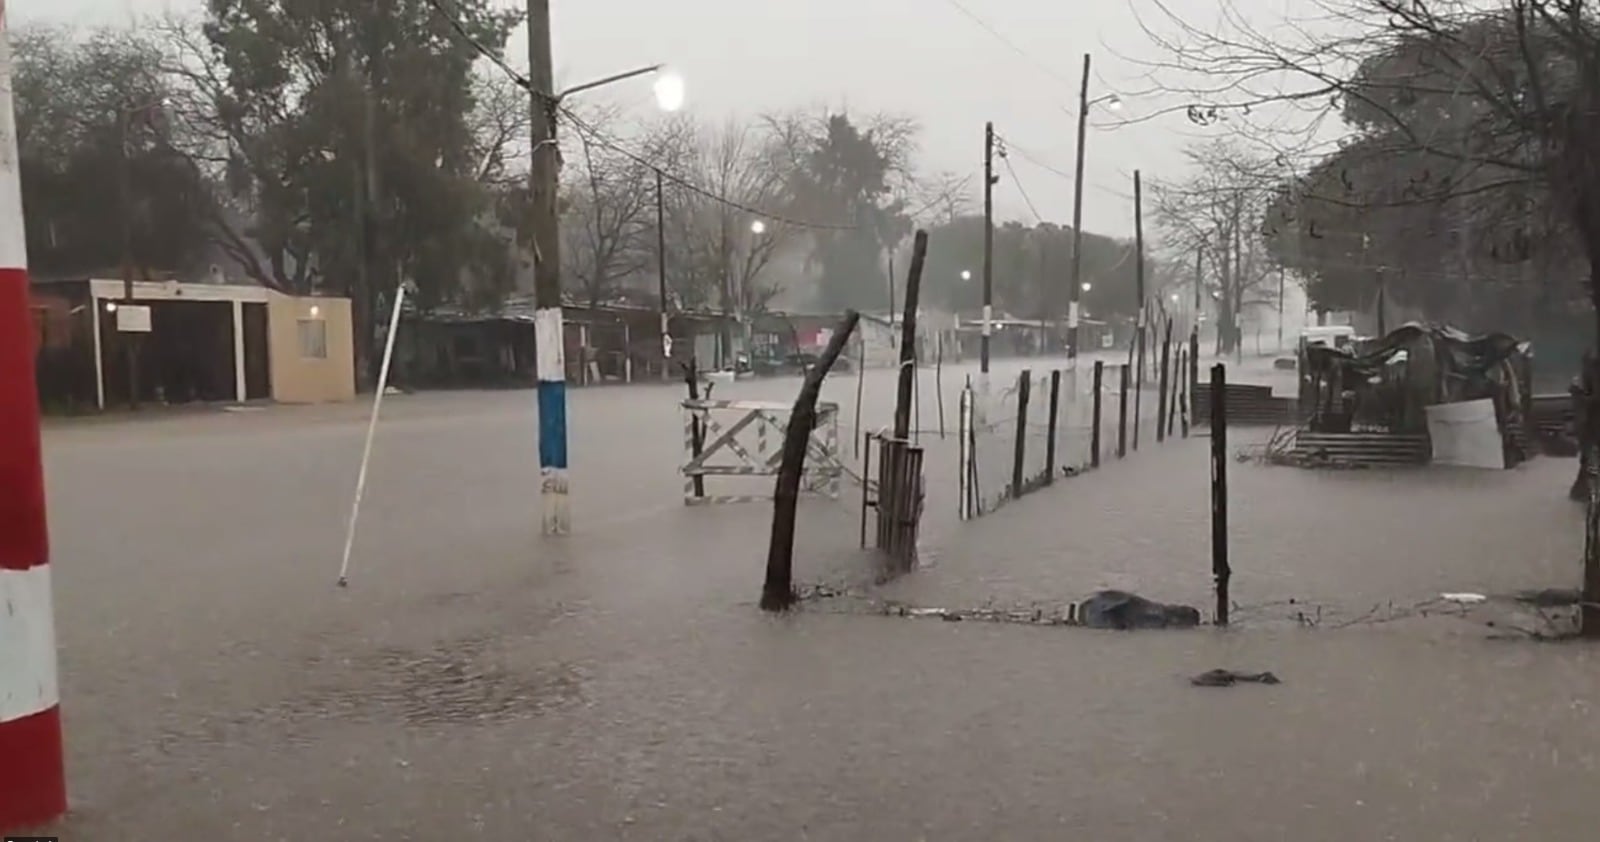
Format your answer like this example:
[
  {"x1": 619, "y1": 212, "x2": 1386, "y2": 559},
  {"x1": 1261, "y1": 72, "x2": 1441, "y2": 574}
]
[
  {"x1": 961, "y1": 270, "x2": 973, "y2": 281},
  {"x1": 749, "y1": 219, "x2": 766, "y2": 235},
  {"x1": 1081, "y1": 282, "x2": 1093, "y2": 292},
  {"x1": 652, "y1": 70, "x2": 686, "y2": 112}
]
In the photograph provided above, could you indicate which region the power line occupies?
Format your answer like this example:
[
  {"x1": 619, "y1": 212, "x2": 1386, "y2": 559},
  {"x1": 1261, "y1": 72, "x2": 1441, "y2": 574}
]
[
  {"x1": 557, "y1": 107, "x2": 853, "y2": 230},
  {"x1": 940, "y1": 0, "x2": 1076, "y2": 88},
  {"x1": 422, "y1": 0, "x2": 850, "y2": 231},
  {"x1": 1000, "y1": 134, "x2": 1135, "y2": 203},
  {"x1": 998, "y1": 153, "x2": 1045, "y2": 223}
]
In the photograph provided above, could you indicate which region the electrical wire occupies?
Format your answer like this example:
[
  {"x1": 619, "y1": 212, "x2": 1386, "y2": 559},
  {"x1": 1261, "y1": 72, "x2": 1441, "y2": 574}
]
[
  {"x1": 557, "y1": 106, "x2": 854, "y2": 231},
  {"x1": 422, "y1": 0, "x2": 852, "y2": 231},
  {"x1": 999, "y1": 134, "x2": 1136, "y2": 202},
  {"x1": 998, "y1": 153, "x2": 1045, "y2": 224},
  {"x1": 939, "y1": 0, "x2": 1077, "y2": 88}
]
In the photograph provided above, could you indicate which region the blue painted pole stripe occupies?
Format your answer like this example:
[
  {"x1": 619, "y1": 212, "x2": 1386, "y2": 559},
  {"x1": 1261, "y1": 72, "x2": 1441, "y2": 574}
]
[{"x1": 537, "y1": 380, "x2": 568, "y2": 470}]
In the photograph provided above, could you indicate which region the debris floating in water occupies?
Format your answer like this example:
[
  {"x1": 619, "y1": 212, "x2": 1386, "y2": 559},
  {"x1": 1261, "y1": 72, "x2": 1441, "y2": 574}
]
[
  {"x1": 1441, "y1": 592, "x2": 1487, "y2": 604},
  {"x1": 1191, "y1": 669, "x2": 1281, "y2": 687}
]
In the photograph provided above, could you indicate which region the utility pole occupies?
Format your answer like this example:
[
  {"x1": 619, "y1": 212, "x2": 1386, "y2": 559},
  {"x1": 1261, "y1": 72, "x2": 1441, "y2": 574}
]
[
  {"x1": 117, "y1": 107, "x2": 139, "y2": 411},
  {"x1": 1134, "y1": 170, "x2": 1146, "y2": 328},
  {"x1": 1133, "y1": 170, "x2": 1147, "y2": 444},
  {"x1": 1194, "y1": 244, "x2": 1203, "y2": 336},
  {"x1": 528, "y1": 0, "x2": 570, "y2": 535},
  {"x1": 1067, "y1": 53, "x2": 1091, "y2": 368},
  {"x1": 656, "y1": 168, "x2": 670, "y2": 380},
  {"x1": 1277, "y1": 265, "x2": 1285, "y2": 351},
  {"x1": 982, "y1": 121, "x2": 995, "y2": 374}
]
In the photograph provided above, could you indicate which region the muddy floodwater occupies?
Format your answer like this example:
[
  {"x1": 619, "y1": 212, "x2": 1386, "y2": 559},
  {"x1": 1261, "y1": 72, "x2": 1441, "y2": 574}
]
[{"x1": 30, "y1": 357, "x2": 1600, "y2": 840}]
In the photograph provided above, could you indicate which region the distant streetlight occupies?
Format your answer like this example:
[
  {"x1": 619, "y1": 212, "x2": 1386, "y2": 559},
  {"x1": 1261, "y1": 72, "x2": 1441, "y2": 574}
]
[
  {"x1": 1081, "y1": 281, "x2": 1092, "y2": 292},
  {"x1": 961, "y1": 270, "x2": 973, "y2": 281},
  {"x1": 749, "y1": 219, "x2": 766, "y2": 235},
  {"x1": 1170, "y1": 293, "x2": 1180, "y2": 302}
]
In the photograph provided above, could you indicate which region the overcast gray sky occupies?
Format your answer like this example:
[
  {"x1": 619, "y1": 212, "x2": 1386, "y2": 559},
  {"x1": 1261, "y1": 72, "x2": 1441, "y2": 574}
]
[{"x1": 22, "y1": 0, "x2": 1289, "y2": 240}]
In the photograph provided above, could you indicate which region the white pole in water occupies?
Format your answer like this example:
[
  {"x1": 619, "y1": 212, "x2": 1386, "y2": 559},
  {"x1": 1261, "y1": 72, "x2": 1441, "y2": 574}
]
[{"x1": 337, "y1": 285, "x2": 407, "y2": 587}]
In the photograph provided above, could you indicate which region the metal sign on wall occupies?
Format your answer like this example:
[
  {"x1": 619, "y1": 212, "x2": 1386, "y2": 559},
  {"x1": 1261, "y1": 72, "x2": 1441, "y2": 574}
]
[{"x1": 116, "y1": 305, "x2": 152, "y2": 333}]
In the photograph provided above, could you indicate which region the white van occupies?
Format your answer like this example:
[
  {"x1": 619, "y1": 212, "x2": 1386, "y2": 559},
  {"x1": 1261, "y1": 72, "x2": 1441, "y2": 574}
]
[{"x1": 1300, "y1": 325, "x2": 1357, "y2": 351}]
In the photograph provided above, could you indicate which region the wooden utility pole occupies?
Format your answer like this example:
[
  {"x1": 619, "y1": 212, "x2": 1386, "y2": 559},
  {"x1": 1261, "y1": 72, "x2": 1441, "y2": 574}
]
[
  {"x1": 1133, "y1": 170, "x2": 1146, "y2": 450},
  {"x1": 1068, "y1": 53, "x2": 1091, "y2": 366},
  {"x1": 528, "y1": 0, "x2": 570, "y2": 534},
  {"x1": 982, "y1": 122, "x2": 995, "y2": 374},
  {"x1": 116, "y1": 107, "x2": 140, "y2": 411},
  {"x1": 763, "y1": 312, "x2": 861, "y2": 611},
  {"x1": 656, "y1": 169, "x2": 670, "y2": 380}
]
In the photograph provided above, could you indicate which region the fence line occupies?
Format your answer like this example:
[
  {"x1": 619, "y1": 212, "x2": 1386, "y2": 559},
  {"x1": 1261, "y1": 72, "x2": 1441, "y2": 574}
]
[{"x1": 957, "y1": 326, "x2": 1198, "y2": 520}]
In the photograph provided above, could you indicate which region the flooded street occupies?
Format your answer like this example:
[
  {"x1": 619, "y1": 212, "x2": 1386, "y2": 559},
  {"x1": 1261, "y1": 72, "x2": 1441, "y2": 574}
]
[{"x1": 33, "y1": 359, "x2": 1600, "y2": 840}]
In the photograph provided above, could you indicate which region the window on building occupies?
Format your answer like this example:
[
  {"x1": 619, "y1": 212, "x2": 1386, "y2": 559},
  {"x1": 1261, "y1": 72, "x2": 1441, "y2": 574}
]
[{"x1": 298, "y1": 319, "x2": 328, "y2": 359}]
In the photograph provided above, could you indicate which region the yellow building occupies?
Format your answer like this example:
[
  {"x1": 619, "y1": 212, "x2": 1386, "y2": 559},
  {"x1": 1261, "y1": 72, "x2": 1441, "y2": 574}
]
[{"x1": 30, "y1": 278, "x2": 355, "y2": 411}]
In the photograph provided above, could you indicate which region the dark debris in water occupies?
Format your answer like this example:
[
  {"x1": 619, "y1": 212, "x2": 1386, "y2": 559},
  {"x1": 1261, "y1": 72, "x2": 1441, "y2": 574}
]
[{"x1": 1191, "y1": 669, "x2": 1282, "y2": 687}]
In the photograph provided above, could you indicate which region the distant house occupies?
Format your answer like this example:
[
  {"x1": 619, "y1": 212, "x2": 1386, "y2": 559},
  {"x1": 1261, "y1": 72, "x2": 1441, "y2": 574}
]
[{"x1": 29, "y1": 277, "x2": 354, "y2": 413}]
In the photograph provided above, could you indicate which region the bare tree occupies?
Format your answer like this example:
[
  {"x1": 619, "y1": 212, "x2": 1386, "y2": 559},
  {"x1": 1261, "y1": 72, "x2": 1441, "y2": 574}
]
[
  {"x1": 561, "y1": 104, "x2": 659, "y2": 307},
  {"x1": 663, "y1": 118, "x2": 797, "y2": 314},
  {"x1": 1151, "y1": 139, "x2": 1282, "y2": 353}
]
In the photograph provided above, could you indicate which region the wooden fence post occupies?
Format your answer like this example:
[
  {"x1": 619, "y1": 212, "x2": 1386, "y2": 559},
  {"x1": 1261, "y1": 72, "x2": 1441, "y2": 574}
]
[
  {"x1": 1179, "y1": 348, "x2": 1190, "y2": 439},
  {"x1": 1091, "y1": 360, "x2": 1104, "y2": 469},
  {"x1": 762, "y1": 312, "x2": 860, "y2": 612},
  {"x1": 1210, "y1": 362, "x2": 1230, "y2": 626},
  {"x1": 1118, "y1": 364, "x2": 1129, "y2": 459},
  {"x1": 1157, "y1": 318, "x2": 1172, "y2": 443},
  {"x1": 1012, "y1": 370, "x2": 1031, "y2": 499},
  {"x1": 1045, "y1": 370, "x2": 1061, "y2": 485},
  {"x1": 683, "y1": 358, "x2": 706, "y2": 499}
]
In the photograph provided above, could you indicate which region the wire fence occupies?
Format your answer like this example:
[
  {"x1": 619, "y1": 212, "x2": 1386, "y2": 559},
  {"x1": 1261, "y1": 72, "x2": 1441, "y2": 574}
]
[{"x1": 959, "y1": 349, "x2": 1196, "y2": 520}]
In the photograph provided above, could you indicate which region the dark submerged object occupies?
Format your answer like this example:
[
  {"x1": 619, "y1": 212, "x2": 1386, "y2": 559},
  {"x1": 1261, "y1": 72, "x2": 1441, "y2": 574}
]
[
  {"x1": 1076, "y1": 590, "x2": 1202, "y2": 630},
  {"x1": 1191, "y1": 669, "x2": 1281, "y2": 687}
]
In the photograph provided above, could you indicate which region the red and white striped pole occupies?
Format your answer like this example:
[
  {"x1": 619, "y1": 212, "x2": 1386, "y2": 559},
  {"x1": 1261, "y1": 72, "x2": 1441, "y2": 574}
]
[{"x1": 0, "y1": 3, "x2": 68, "y2": 831}]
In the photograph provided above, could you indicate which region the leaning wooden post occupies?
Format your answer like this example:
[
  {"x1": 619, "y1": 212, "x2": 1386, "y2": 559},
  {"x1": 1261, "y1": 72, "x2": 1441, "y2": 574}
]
[
  {"x1": 1210, "y1": 362, "x2": 1231, "y2": 626},
  {"x1": 1117, "y1": 363, "x2": 1130, "y2": 458},
  {"x1": 762, "y1": 311, "x2": 860, "y2": 612},
  {"x1": 882, "y1": 230, "x2": 928, "y2": 565},
  {"x1": 1156, "y1": 317, "x2": 1172, "y2": 444},
  {"x1": 1011, "y1": 370, "x2": 1032, "y2": 499},
  {"x1": 1091, "y1": 360, "x2": 1104, "y2": 468},
  {"x1": 893, "y1": 231, "x2": 928, "y2": 441},
  {"x1": 1045, "y1": 369, "x2": 1061, "y2": 485}
]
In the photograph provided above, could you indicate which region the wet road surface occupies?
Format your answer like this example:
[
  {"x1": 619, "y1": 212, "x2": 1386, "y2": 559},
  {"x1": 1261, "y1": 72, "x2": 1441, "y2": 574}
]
[{"x1": 29, "y1": 355, "x2": 1600, "y2": 840}]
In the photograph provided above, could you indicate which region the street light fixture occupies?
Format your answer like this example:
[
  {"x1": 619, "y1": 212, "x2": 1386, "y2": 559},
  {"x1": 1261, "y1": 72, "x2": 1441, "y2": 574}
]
[
  {"x1": 1081, "y1": 282, "x2": 1093, "y2": 292},
  {"x1": 749, "y1": 219, "x2": 766, "y2": 235},
  {"x1": 961, "y1": 270, "x2": 973, "y2": 281},
  {"x1": 652, "y1": 69, "x2": 686, "y2": 112}
]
